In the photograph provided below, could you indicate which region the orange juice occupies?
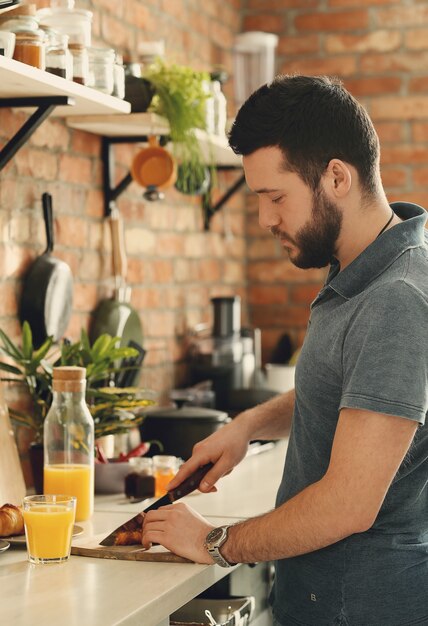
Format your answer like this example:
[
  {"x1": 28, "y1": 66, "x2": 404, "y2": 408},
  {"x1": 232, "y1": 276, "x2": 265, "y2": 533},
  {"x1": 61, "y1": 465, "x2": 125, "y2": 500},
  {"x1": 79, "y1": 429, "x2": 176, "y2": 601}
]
[
  {"x1": 23, "y1": 504, "x2": 75, "y2": 563},
  {"x1": 154, "y1": 470, "x2": 176, "y2": 497},
  {"x1": 44, "y1": 464, "x2": 93, "y2": 522}
]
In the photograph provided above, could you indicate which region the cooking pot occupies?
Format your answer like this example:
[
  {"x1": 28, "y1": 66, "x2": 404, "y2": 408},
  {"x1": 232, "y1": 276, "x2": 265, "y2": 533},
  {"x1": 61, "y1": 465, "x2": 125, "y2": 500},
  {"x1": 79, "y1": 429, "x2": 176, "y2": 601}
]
[{"x1": 140, "y1": 405, "x2": 230, "y2": 460}]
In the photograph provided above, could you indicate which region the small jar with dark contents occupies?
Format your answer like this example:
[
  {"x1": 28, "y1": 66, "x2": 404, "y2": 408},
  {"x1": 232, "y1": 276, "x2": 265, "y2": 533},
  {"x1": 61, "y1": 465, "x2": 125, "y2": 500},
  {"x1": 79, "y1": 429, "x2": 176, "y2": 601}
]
[
  {"x1": 45, "y1": 30, "x2": 72, "y2": 79},
  {"x1": 124, "y1": 457, "x2": 155, "y2": 500},
  {"x1": 69, "y1": 42, "x2": 88, "y2": 85}
]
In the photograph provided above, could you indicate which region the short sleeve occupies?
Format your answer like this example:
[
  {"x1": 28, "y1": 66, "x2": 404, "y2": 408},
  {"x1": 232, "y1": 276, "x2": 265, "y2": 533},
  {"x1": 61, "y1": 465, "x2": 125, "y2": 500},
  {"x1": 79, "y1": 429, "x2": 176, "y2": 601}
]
[{"x1": 340, "y1": 280, "x2": 428, "y2": 424}]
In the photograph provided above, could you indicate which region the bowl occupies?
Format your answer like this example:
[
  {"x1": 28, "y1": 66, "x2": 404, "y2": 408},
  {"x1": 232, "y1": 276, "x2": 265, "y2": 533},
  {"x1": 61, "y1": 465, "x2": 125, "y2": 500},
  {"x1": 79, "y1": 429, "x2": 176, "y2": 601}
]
[
  {"x1": 0, "y1": 31, "x2": 15, "y2": 58},
  {"x1": 94, "y1": 461, "x2": 131, "y2": 494}
]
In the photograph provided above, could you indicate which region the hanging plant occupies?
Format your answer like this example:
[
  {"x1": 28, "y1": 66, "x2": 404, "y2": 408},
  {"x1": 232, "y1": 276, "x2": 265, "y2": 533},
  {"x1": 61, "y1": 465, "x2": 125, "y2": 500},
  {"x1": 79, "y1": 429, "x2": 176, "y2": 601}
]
[{"x1": 142, "y1": 59, "x2": 213, "y2": 195}]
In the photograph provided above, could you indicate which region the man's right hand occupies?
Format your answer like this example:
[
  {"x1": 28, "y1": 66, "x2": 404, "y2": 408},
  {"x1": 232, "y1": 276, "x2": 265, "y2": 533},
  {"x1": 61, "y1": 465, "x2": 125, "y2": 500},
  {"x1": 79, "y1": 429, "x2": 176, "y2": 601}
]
[{"x1": 167, "y1": 418, "x2": 251, "y2": 493}]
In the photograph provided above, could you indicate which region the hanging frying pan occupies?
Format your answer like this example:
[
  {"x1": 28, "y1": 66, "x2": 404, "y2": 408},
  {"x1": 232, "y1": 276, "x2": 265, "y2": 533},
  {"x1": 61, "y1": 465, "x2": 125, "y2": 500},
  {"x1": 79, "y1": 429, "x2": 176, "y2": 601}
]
[
  {"x1": 19, "y1": 192, "x2": 73, "y2": 348},
  {"x1": 89, "y1": 206, "x2": 143, "y2": 367}
]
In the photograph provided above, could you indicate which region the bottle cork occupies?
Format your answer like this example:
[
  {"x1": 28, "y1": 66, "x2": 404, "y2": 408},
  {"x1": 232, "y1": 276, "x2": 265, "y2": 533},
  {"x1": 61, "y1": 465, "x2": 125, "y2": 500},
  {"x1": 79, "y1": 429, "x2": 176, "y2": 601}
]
[{"x1": 53, "y1": 366, "x2": 86, "y2": 392}]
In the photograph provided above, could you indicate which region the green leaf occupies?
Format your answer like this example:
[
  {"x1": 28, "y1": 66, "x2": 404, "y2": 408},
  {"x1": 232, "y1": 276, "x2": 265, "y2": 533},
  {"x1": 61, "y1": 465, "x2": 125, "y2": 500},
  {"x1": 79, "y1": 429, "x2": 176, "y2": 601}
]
[
  {"x1": 0, "y1": 362, "x2": 23, "y2": 376},
  {"x1": 0, "y1": 328, "x2": 23, "y2": 360},
  {"x1": 80, "y1": 329, "x2": 91, "y2": 353},
  {"x1": 21, "y1": 321, "x2": 33, "y2": 360},
  {"x1": 32, "y1": 335, "x2": 53, "y2": 363}
]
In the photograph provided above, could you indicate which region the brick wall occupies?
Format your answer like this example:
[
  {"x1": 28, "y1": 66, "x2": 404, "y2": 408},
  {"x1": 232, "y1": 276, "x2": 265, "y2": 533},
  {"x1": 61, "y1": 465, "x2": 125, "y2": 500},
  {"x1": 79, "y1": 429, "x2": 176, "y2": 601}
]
[
  {"x1": 242, "y1": 0, "x2": 428, "y2": 362},
  {"x1": 1, "y1": 1, "x2": 428, "y2": 480}
]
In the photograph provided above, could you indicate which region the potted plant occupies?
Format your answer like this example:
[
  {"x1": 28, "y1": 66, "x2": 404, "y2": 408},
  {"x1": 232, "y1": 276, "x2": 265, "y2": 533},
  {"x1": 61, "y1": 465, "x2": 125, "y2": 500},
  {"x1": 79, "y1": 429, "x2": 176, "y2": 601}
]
[
  {"x1": 142, "y1": 58, "x2": 213, "y2": 195},
  {"x1": 0, "y1": 322, "x2": 156, "y2": 490}
]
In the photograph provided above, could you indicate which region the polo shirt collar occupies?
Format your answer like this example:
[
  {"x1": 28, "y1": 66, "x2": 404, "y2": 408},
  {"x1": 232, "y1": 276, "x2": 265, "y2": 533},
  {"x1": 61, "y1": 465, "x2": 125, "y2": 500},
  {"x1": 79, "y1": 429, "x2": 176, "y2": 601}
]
[{"x1": 325, "y1": 202, "x2": 427, "y2": 300}]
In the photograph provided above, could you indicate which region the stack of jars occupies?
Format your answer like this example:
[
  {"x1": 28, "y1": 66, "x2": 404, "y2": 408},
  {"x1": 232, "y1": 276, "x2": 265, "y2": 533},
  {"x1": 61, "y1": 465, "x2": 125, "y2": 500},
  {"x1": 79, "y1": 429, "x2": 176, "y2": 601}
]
[{"x1": 0, "y1": 4, "x2": 46, "y2": 69}]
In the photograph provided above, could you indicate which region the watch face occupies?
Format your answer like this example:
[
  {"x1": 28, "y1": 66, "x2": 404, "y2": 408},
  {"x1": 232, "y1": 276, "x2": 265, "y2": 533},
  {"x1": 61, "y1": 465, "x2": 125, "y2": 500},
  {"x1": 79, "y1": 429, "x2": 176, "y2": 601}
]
[{"x1": 206, "y1": 527, "x2": 224, "y2": 544}]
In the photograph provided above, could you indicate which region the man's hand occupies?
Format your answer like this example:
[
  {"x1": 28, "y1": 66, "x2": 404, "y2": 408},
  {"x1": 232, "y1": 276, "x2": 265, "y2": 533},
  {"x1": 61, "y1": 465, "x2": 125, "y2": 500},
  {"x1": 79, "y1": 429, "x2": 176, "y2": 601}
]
[
  {"x1": 141, "y1": 502, "x2": 216, "y2": 564},
  {"x1": 167, "y1": 419, "x2": 251, "y2": 494}
]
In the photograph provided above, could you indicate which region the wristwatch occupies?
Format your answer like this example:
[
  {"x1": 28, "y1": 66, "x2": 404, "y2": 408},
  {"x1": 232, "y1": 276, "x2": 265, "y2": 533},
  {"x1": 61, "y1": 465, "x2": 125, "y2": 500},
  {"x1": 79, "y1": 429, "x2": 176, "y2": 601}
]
[{"x1": 204, "y1": 525, "x2": 236, "y2": 568}]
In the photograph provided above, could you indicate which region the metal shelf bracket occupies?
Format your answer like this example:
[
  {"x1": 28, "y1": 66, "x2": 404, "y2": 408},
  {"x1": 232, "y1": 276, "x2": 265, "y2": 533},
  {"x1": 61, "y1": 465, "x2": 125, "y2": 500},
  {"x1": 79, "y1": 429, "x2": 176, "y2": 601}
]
[
  {"x1": 0, "y1": 96, "x2": 74, "y2": 171},
  {"x1": 101, "y1": 135, "x2": 244, "y2": 225}
]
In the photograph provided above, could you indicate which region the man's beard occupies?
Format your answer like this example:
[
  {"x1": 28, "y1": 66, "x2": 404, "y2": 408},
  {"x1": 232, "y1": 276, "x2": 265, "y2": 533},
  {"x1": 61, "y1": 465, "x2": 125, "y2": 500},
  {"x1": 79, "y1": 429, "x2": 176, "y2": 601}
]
[{"x1": 271, "y1": 187, "x2": 342, "y2": 269}]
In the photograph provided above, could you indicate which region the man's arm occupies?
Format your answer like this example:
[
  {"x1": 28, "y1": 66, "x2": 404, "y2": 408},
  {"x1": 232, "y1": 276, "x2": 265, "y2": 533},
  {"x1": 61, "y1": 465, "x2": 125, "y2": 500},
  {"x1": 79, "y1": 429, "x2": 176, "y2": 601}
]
[
  {"x1": 143, "y1": 408, "x2": 417, "y2": 564},
  {"x1": 168, "y1": 389, "x2": 295, "y2": 493}
]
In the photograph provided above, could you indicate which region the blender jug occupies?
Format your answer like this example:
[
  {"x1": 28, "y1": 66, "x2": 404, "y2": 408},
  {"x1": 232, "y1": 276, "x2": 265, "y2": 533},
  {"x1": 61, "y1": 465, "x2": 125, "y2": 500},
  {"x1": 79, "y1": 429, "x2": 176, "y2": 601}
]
[{"x1": 233, "y1": 31, "x2": 279, "y2": 109}]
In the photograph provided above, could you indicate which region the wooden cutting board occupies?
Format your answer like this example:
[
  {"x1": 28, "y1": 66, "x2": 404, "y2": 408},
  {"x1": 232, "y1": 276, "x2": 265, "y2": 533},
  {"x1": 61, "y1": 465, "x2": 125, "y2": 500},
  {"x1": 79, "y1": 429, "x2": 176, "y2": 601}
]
[
  {"x1": 0, "y1": 381, "x2": 26, "y2": 505},
  {"x1": 71, "y1": 534, "x2": 191, "y2": 563}
]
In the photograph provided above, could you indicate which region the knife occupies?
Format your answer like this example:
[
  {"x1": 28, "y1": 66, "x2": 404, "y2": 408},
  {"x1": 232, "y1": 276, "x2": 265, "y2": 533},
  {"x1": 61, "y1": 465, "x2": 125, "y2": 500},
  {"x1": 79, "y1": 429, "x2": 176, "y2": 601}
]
[{"x1": 99, "y1": 462, "x2": 214, "y2": 546}]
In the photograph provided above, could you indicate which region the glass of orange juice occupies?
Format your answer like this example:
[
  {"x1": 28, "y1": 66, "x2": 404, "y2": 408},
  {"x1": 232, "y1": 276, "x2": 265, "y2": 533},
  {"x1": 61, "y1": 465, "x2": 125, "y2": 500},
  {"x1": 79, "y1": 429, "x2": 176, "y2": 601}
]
[
  {"x1": 23, "y1": 495, "x2": 76, "y2": 564},
  {"x1": 153, "y1": 455, "x2": 178, "y2": 497}
]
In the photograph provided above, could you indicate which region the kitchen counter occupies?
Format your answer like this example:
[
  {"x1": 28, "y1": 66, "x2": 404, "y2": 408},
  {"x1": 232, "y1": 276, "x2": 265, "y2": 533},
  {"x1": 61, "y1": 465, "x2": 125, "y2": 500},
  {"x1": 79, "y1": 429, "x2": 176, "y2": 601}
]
[{"x1": 0, "y1": 440, "x2": 287, "y2": 626}]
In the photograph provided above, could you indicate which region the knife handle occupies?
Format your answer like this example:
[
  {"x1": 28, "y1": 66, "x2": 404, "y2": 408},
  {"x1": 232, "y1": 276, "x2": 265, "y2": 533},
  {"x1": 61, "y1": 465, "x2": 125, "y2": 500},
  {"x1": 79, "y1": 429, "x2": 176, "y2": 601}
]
[{"x1": 170, "y1": 463, "x2": 214, "y2": 501}]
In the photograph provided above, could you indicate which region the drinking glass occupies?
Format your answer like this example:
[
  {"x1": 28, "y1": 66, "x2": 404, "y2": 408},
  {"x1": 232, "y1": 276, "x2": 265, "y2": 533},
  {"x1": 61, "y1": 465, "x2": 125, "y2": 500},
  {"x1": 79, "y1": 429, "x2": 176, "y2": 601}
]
[
  {"x1": 152, "y1": 455, "x2": 178, "y2": 497},
  {"x1": 23, "y1": 495, "x2": 76, "y2": 564}
]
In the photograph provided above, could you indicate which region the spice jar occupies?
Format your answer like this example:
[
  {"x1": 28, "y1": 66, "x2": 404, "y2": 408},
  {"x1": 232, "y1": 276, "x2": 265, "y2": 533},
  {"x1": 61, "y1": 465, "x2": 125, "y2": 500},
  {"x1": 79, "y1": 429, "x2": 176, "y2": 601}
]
[
  {"x1": 124, "y1": 457, "x2": 155, "y2": 500},
  {"x1": 44, "y1": 29, "x2": 72, "y2": 79},
  {"x1": 112, "y1": 53, "x2": 125, "y2": 99},
  {"x1": 87, "y1": 46, "x2": 115, "y2": 94},
  {"x1": 14, "y1": 29, "x2": 45, "y2": 69},
  {"x1": 69, "y1": 42, "x2": 88, "y2": 85}
]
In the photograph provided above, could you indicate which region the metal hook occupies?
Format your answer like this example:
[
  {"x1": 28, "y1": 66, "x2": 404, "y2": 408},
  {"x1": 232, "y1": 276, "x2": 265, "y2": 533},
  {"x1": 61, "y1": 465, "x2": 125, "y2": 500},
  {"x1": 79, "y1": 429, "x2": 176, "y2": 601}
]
[{"x1": 204, "y1": 609, "x2": 217, "y2": 626}]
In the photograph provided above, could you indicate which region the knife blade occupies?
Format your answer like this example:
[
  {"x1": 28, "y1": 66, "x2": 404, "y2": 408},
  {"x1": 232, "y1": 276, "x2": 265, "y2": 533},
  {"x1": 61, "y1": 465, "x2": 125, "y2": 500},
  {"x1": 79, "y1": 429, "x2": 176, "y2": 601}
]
[{"x1": 99, "y1": 462, "x2": 214, "y2": 546}]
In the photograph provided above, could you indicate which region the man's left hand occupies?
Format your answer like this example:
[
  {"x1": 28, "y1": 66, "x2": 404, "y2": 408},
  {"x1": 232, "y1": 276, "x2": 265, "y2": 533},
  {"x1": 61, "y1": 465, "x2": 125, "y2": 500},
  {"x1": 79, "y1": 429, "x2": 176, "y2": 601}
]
[{"x1": 141, "y1": 502, "x2": 216, "y2": 564}]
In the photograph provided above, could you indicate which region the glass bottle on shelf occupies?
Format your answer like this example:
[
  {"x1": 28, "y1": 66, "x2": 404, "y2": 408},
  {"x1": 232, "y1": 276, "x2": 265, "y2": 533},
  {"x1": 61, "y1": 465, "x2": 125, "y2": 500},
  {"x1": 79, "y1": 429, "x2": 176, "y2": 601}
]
[
  {"x1": 44, "y1": 29, "x2": 72, "y2": 79},
  {"x1": 210, "y1": 80, "x2": 227, "y2": 137},
  {"x1": 69, "y1": 42, "x2": 88, "y2": 85},
  {"x1": 43, "y1": 366, "x2": 94, "y2": 522},
  {"x1": 87, "y1": 46, "x2": 115, "y2": 94}
]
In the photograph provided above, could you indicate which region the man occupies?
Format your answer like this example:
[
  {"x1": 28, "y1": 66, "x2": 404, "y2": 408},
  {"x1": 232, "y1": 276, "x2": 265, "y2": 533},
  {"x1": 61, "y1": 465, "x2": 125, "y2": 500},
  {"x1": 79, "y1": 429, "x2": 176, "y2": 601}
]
[{"x1": 142, "y1": 76, "x2": 428, "y2": 626}]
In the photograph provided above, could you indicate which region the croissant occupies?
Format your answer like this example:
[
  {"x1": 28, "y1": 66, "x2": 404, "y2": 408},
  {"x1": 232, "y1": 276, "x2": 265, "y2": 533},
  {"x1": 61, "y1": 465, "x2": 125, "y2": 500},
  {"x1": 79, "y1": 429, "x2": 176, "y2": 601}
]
[{"x1": 0, "y1": 503, "x2": 24, "y2": 537}]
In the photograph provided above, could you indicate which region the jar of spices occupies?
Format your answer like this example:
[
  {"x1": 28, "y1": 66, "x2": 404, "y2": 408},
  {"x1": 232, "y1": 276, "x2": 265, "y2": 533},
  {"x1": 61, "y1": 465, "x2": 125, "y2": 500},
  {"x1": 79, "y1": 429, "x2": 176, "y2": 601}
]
[
  {"x1": 112, "y1": 52, "x2": 125, "y2": 99},
  {"x1": 69, "y1": 42, "x2": 88, "y2": 85},
  {"x1": 14, "y1": 29, "x2": 45, "y2": 69},
  {"x1": 124, "y1": 457, "x2": 155, "y2": 500},
  {"x1": 87, "y1": 46, "x2": 115, "y2": 95},
  {"x1": 44, "y1": 30, "x2": 72, "y2": 79}
]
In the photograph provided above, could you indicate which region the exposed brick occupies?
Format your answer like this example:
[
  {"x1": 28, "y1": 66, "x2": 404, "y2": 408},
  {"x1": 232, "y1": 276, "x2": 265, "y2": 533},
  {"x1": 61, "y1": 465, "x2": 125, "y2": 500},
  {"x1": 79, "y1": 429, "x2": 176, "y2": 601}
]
[
  {"x1": 248, "y1": 285, "x2": 289, "y2": 305},
  {"x1": 223, "y1": 260, "x2": 245, "y2": 284},
  {"x1": 149, "y1": 260, "x2": 174, "y2": 284},
  {"x1": 326, "y1": 30, "x2": 401, "y2": 54},
  {"x1": 387, "y1": 191, "x2": 428, "y2": 206},
  {"x1": 290, "y1": 284, "x2": 322, "y2": 305},
  {"x1": 405, "y1": 28, "x2": 428, "y2": 51},
  {"x1": 412, "y1": 167, "x2": 428, "y2": 188},
  {"x1": 197, "y1": 259, "x2": 222, "y2": 282},
  {"x1": 277, "y1": 34, "x2": 320, "y2": 56},
  {"x1": 56, "y1": 216, "x2": 88, "y2": 248},
  {"x1": 243, "y1": 13, "x2": 287, "y2": 33},
  {"x1": 412, "y1": 122, "x2": 428, "y2": 142},
  {"x1": 380, "y1": 167, "x2": 408, "y2": 188},
  {"x1": 0, "y1": 281, "x2": 18, "y2": 316},
  {"x1": 329, "y1": 0, "x2": 395, "y2": 5},
  {"x1": 31, "y1": 118, "x2": 70, "y2": 151},
  {"x1": 247, "y1": 237, "x2": 280, "y2": 260},
  {"x1": 409, "y1": 77, "x2": 428, "y2": 94},
  {"x1": 370, "y1": 96, "x2": 428, "y2": 121},
  {"x1": 375, "y1": 122, "x2": 405, "y2": 143},
  {"x1": 361, "y1": 52, "x2": 428, "y2": 74},
  {"x1": 59, "y1": 154, "x2": 93, "y2": 185},
  {"x1": 248, "y1": 260, "x2": 326, "y2": 284},
  {"x1": 251, "y1": 304, "x2": 310, "y2": 329},
  {"x1": 345, "y1": 77, "x2": 401, "y2": 97},
  {"x1": 248, "y1": 0, "x2": 317, "y2": 8},
  {"x1": 74, "y1": 283, "x2": 99, "y2": 312},
  {"x1": 295, "y1": 10, "x2": 368, "y2": 32},
  {"x1": 375, "y1": 5, "x2": 428, "y2": 28},
  {"x1": 380, "y1": 145, "x2": 428, "y2": 166},
  {"x1": 71, "y1": 131, "x2": 100, "y2": 157},
  {"x1": 283, "y1": 56, "x2": 357, "y2": 77}
]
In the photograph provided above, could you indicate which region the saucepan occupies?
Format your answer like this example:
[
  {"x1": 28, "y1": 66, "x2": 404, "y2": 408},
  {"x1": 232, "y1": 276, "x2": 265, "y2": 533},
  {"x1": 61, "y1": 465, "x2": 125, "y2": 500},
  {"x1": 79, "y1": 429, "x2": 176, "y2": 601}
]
[{"x1": 131, "y1": 136, "x2": 177, "y2": 201}]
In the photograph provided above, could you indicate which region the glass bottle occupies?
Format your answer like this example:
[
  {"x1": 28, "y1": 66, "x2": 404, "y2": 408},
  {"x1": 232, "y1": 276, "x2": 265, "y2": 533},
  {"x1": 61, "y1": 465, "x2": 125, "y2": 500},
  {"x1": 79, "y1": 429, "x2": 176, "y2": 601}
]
[
  {"x1": 44, "y1": 30, "x2": 72, "y2": 79},
  {"x1": 210, "y1": 80, "x2": 227, "y2": 136},
  {"x1": 43, "y1": 366, "x2": 94, "y2": 522},
  {"x1": 69, "y1": 42, "x2": 88, "y2": 85},
  {"x1": 87, "y1": 46, "x2": 115, "y2": 94}
]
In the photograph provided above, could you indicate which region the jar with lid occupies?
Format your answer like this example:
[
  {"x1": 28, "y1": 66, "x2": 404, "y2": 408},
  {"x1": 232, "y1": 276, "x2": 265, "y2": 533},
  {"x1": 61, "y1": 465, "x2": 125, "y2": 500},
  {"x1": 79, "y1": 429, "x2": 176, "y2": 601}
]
[
  {"x1": 43, "y1": 366, "x2": 94, "y2": 522},
  {"x1": 37, "y1": 1, "x2": 92, "y2": 47},
  {"x1": 87, "y1": 46, "x2": 115, "y2": 94},
  {"x1": 13, "y1": 29, "x2": 45, "y2": 69},
  {"x1": 112, "y1": 52, "x2": 125, "y2": 99},
  {"x1": 69, "y1": 42, "x2": 88, "y2": 85},
  {"x1": 0, "y1": 3, "x2": 38, "y2": 32},
  {"x1": 124, "y1": 457, "x2": 155, "y2": 500},
  {"x1": 44, "y1": 29, "x2": 72, "y2": 79}
]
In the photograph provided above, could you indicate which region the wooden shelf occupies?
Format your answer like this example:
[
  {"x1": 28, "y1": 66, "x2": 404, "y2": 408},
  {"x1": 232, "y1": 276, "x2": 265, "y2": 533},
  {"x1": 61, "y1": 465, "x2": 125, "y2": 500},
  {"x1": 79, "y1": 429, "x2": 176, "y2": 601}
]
[
  {"x1": 66, "y1": 112, "x2": 242, "y2": 167},
  {"x1": 0, "y1": 56, "x2": 130, "y2": 116}
]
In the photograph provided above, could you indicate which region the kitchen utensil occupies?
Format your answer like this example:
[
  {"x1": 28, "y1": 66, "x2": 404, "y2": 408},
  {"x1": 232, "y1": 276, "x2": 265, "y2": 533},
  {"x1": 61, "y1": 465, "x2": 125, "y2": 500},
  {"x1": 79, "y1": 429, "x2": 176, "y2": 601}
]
[
  {"x1": 114, "y1": 339, "x2": 146, "y2": 388},
  {"x1": 89, "y1": 206, "x2": 143, "y2": 365},
  {"x1": 131, "y1": 135, "x2": 177, "y2": 190},
  {"x1": 99, "y1": 462, "x2": 213, "y2": 546},
  {"x1": 19, "y1": 192, "x2": 73, "y2": 348},
  {"x1": 140, "y1": 406, "x2": 230, "y2": 460},
  {"x1": 0, "y1": 381, "x2": 26, "y2": 506}
]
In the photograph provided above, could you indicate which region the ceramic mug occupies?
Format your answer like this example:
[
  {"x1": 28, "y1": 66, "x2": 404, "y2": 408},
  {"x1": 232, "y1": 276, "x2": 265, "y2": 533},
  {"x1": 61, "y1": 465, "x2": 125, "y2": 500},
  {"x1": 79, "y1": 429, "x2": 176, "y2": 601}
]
[{"x1": 131, "y1": 136, "x2": 177, "y2": 190}]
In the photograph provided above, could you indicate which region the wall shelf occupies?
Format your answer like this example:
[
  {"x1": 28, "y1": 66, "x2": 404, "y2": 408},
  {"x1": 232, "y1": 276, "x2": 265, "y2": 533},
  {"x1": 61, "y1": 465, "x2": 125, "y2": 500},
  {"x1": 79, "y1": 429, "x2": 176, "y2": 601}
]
[{"x1": 66, "y1": 112, "x2": 244, "y2": 227}]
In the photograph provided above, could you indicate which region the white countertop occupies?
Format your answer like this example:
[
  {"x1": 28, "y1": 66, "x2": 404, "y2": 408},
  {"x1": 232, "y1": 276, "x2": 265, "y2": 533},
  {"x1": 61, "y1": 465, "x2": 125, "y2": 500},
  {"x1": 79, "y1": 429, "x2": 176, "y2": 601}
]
[{"x1": 0, "y1": 440, "x2": 287, "y2": 626}]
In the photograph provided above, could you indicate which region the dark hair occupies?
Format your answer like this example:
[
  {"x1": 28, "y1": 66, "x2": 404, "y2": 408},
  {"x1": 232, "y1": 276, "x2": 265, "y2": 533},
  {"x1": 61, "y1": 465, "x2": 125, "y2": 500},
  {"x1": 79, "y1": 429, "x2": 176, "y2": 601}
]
[{"x1": 228, "y1": 75, "x2": 380, "y2": 196}]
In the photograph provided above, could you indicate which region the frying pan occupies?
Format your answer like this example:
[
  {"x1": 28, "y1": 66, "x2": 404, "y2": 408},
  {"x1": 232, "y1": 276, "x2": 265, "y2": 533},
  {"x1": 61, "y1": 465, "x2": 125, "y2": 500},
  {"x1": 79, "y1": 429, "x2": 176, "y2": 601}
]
[
  {"x1": 89, "y1": 206, "x2": 143, "y2": 379},
  {"x1": 131, "y1": 135, "x2": 177, "y2": 201},
  {"x1": 19, "y1": 192, "x2": 73, "y2": 348}
]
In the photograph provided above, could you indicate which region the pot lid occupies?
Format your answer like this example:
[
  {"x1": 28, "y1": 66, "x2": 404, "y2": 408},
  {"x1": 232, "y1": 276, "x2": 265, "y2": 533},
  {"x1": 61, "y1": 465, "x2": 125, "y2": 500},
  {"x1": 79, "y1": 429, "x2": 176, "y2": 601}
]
[{"x1": 146, "y1": 405, "x2": 229, "y2": 423}]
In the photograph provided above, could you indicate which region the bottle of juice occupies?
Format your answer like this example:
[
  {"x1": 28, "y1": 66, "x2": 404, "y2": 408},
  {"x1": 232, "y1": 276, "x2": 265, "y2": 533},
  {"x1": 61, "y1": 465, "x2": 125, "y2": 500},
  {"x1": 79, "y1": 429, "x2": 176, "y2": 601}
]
[{"x1": 43, "y1": 366, "x2": 94, "y2": 522}]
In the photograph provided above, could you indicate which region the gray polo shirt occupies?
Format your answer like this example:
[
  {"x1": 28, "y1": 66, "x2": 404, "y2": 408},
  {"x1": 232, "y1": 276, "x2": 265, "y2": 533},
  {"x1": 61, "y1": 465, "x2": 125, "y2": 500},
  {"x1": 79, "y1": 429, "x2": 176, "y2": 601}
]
[{"x1": 271, "y1": 202, "x2": 428, "y2": 626}]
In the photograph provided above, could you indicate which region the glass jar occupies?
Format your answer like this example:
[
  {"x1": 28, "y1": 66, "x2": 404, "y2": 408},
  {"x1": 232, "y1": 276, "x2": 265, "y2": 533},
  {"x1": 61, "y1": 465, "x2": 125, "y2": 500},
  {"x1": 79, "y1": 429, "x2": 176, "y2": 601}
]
[
  {"x1": 44, "y1": 30, "x2": 72, "y2": 79},
  {"x1": 43, "y1": 366, "x2": 94, "y2": 522},
  {"x1": 37, "y1": 5, "x2": 92, "y2": 47},
  {"x1": 152, "y1": 455, "x2": 178, "y2": 497},
  {"x1": 87, "y1": 46, "x2": 115, "y2": 94},
  {"x1": 69, "y1": 42, "x2": 88, "y2": 85},
  {"x1": 124, "y1": 457, "x2": 155, "y2": 500},
  {"x1": 112, "y1": 53, "x2": 125, "y2": 99},
  {"x1": 13, "y1": 29, "x2": 45, "y2": 69}
]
